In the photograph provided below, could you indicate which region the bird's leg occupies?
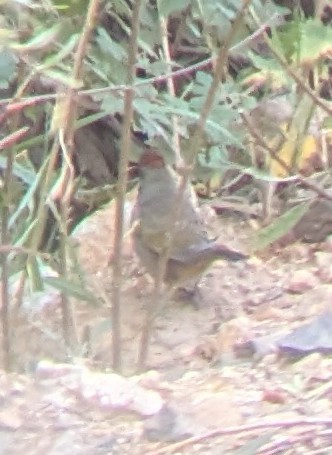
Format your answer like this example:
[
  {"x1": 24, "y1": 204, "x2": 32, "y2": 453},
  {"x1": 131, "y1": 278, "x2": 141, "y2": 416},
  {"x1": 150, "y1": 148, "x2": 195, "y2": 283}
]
[{"x1": 174, "y1": 278, "x2": 204, "y2": 310}]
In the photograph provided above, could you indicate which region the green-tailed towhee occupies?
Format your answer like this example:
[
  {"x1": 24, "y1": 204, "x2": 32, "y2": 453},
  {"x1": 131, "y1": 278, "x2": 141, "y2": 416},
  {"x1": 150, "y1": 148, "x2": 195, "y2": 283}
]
[{"x1": 132, "y1": 150, "x2": 248, "y2": 290}]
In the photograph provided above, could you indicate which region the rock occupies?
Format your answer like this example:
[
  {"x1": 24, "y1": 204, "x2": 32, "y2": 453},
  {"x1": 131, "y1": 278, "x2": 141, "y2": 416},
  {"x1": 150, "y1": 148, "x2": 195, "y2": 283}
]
[
  {"x1": 315, "y1": 252, "x2": 332, "y2": 282},
  {"x1": 286, "y1": 269, "x2": 318, "y2": 293}
]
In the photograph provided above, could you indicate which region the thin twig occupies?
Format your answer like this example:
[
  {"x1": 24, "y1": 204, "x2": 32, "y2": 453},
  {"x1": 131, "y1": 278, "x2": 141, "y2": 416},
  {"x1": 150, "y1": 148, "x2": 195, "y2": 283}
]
[
  {"x1": 0, "y1": 245, "x2": 49, "y2": 257},
  {"x1": 56, "y1": 0, "x2": 100, "y2": 206},
  {"x1": 137, "y1": 0, "x2": 253, "y2": 371},
  {"x1": 111, "y1": 0, "x2": 143, "y2": 372},
  {"x1": 51, "y1": 0, "x2": 100, "y2": 352},
  {"x1": 259, "y1": 428, "x2": 319, "y2": 455},
  {"x1": 1, "y1": 148, "x2": 14, "y2": 371},
  {"x1": 153, "y1": 417, "x2": 332, "y2": 455},
  {"x1": 159, "y1": 16, "x2": 182, "y2": 164},
  {"x1": 0, "y1": 126, "x2": 29, "y2": 149}
]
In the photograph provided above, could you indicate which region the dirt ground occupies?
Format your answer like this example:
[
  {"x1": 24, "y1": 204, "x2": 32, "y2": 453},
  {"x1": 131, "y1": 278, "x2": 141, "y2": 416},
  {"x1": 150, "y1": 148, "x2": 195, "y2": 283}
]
[{"x1": 2, "y1": 200, "x2": 332, "y2": 454}]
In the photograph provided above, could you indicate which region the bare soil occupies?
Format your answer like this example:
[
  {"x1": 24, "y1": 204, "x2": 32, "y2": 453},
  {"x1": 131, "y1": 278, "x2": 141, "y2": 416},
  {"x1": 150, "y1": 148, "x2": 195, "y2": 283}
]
[{"x1": 2, "y1": 201, "x2": 332, "y2": 454}]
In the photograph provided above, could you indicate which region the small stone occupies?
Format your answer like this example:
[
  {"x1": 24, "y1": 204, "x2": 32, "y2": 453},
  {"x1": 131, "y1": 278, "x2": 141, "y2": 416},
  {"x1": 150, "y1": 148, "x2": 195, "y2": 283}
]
[
  {"x1": 315, "y1": 251, "x2": 332, "y2": 269},
  {"x1": 131, "y1": 388, "x2": 164, "y2": 416},
  {"x1": 286, "y1": 269, "x2": 318, "y2": 293},
  {"x1": 324, "y1": 236, "x2": 332, "y2": 253},
  {"x1": 315, "y1": 252, "x2": 332, "y2": 282}
]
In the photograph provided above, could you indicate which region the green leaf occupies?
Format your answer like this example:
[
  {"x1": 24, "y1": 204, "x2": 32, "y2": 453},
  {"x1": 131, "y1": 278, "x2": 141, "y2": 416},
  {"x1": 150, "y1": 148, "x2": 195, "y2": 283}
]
[
  {"x1": 158, "y1": 0, "x2": 191, "y2": 17},
  {"x1": 11, "y1": 24, "x2": 61, "y2": 52},
  {"x1": 27, "y1": 258, "x2": 44, "y2": 292},
  {"x1": 12, "y1": 219, "x2": 37, "y2": 251},
  {"x1": 298, "y1": 19, "x2": 332, "y2": 64},
  {"x1": 44, "y1": 276, "x2": 98, "y2": 304},
  {"x1": 40, "y1": 34, "x2": 79, "y2": 69},
  {"x1": 43, "y1": 69, "x2": 82, "y2": 88},
  {"x1": 0, "y1": 156, "x2": 36, "y2": 185},
  {"x1": 323, "y1": 117, "x2": 332, "y2": 130},
  {"x1": 0, "y1": 28, "x2": 18, "y2": 47},
  {"x1": 253, "y1": 201, "x2": 311, "y2": 250},
  {"x1": 0, "y1": 49, "x2": 17, "y2": 89},
  {"x1": 204, "y1": 117, "x2": 240, "y2": 145},
  {"x1": 101, "y1": 92, "x2": 124, "y2": 115},
  {"x1": 53, "y1": 0, "x2": 90, "y2": 15},
  {"x1": 95, "y1": 27, "x2": 127, "y2": 60},
  {"x1": 198, "y1": 146, "x2": 231, "y2": 169},
  {"x1": 9, "y1": 157, "x2": 46, "y2": 229},
  {"x1": 75, "y1": 111, "x2": 111, "y2": 130}
]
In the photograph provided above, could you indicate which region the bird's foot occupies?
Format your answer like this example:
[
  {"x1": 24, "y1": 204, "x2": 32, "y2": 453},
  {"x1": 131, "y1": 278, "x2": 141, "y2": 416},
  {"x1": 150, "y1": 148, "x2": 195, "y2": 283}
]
[{"x1": 174, "y1": 285, "x2": 203, "y2": 310}]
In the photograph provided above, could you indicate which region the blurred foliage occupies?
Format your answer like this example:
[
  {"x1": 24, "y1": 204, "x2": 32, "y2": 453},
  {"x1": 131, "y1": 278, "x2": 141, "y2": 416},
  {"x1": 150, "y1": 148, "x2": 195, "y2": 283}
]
[
  {"x1": 253, "y1": 201, "x2": 311, "y2": 250},
  {"x1": 1, "y1": 0, "x2": 332, "y2": 364}
]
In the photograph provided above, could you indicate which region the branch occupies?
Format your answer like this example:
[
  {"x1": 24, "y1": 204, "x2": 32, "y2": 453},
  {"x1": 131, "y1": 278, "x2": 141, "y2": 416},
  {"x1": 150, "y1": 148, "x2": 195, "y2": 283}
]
[
  {"x1": 0, "y1": 126, "x2": 29, "y2": 149},
  {"x1": 50, "y1": 0, "x2": 100, "y2": 351},
  {"x1": 0, "y1": 245, "x2": 50, "y2": 257},
  {"x1": 111, "y1": 0, "x2": 143, "y2": 372},
  {"x1": 159, "y1": 15, "x2": 182, "y2": 164}
]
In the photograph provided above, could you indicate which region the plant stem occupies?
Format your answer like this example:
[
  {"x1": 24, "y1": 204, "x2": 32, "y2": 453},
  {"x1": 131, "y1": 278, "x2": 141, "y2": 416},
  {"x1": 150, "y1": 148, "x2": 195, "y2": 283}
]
[
  {"x1": 111, "y1": 0, "x2": 143, "y2": 372},
  {"x1": 49, "y1": 0, "x2": 100, "y2": 352},
  {"x1": 1, "y1": 147, "x2": 14, "y2": 371}
]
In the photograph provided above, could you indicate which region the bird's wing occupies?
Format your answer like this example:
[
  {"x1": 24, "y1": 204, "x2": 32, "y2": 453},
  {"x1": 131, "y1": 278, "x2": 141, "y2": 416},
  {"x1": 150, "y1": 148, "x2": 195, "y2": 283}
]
[
  {"x1": 137, "y1": 226, "x2": 169, "y2": 254},
  {"x1": 169, "y1": 241, "x2": 213, "y2": 263}
]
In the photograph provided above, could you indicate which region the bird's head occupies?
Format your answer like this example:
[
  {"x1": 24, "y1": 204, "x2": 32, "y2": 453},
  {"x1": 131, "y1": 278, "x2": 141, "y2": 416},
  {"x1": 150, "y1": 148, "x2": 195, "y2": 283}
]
[{"x1": 139, "y1": 150, "x2": 165, "y2": 170}]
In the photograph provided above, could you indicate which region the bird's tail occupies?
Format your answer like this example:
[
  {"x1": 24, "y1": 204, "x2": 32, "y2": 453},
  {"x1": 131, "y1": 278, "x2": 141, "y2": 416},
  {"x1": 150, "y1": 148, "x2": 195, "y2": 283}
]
[{"x1": 214, "y1": 244, "x2": 248, "y2": 261}]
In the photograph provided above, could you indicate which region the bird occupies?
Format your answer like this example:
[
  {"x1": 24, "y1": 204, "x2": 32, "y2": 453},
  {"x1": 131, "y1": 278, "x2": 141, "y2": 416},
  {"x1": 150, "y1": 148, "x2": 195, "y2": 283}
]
[{"x1": 132, "y1": 149, "x2": 248, "y2": 293}]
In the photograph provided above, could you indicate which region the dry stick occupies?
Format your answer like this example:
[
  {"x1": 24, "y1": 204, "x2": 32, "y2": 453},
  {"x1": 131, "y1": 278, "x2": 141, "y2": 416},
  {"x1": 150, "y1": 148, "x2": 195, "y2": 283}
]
[
  {"x1": 1, "y1": 147, "x2": 14, "y2": 371},
  {"x1": 159, "y1": 16, "x2": 182, "y2": 164},
  {"x1": 153, "y1": 418, "x2": 332, "y2": 455},
  {"x1": 50, "y1": 0, "x2": 100, "y2": 352},
  {"x1": 242, "y1": 113, "x2": 332, "y2": 202},
  {"x1": 56, "y1": 131, "x2": 78, "y2": 351},
  {"x1": 137, "y1": 0, "x2": 254, "y2": 371},
  {"x1": 0, "y1": 126, "x2": 29, "y2": 149},
  {"x1": 0, "y1": 245, "x2": 49, "y2": 257},
  {"x1": 55, "y1": 0, "x2": 100, "y2": 201},
  {"x1": 111, "y1": 0, "x2": 143, "y2": 372},
  {"x1": 259, "y1": 428, "x2": 321, "y2": 455}
]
